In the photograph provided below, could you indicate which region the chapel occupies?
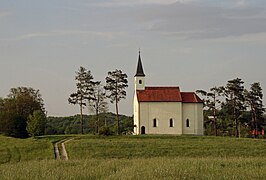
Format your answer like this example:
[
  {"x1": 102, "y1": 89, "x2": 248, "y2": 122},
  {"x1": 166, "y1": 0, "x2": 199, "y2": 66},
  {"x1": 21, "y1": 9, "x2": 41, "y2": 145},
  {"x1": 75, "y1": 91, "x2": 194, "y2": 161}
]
[{"x1": 133, "y1": 52, "x2": 204, "y2": 135}]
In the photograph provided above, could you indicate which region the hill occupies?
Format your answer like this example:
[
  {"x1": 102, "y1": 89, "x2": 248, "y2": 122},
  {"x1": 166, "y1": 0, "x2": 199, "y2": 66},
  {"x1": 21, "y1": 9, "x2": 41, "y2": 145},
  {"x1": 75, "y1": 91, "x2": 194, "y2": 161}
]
[
  {"x1": 45, "y1": 112, "x2": 133, "y2": 135},
  {"x1": 0, "y1": 135, "x2": 266, "y2": 179}
]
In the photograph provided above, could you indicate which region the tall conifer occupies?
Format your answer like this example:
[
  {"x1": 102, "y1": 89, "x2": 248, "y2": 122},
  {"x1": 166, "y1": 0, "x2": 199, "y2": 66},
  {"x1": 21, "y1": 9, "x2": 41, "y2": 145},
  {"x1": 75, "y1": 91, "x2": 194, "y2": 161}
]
[
  {"x1": 68, "y1": 66, "x2": 95, "y2": 134},
  {"x1": 104, "y1": 69, "x2": 128, "y2": 135}
]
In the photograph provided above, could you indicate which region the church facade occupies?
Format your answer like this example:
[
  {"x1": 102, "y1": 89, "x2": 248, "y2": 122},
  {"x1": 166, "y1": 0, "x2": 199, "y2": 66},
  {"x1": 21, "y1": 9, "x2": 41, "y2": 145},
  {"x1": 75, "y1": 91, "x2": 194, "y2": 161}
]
[{"x1": 133, "y1": 52, "x2": 204, "y2": 135}]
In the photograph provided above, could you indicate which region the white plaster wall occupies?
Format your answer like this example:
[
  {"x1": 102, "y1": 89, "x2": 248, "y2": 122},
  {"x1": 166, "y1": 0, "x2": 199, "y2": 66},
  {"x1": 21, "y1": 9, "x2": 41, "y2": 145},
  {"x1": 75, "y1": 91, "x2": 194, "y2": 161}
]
[
  {"x1": 182, "y1": 103, "x2": 204, "y2": 135},
  {"x1": 139, "y1": 102, "x2": 183, "y2": 135},
  {"x1": 133, "y1": 92, "x2": 140, "y2": 135},
  {"x1": 134, "y1": 77, "x2": 145, "y2": 90},
  {"x1": 133, "y1": 76, "x2": 145, "y2": 135},
  {"x1": 196, "y1": 103, "x2": 204, "y2": 135}
]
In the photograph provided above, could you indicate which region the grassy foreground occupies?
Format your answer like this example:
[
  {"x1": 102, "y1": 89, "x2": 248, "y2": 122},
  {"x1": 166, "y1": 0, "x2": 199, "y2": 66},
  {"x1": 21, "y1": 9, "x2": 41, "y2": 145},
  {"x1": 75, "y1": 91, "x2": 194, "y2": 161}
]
[
  {"x1": 66, "y1": 135, "x2": 266, "y2": 159},
  {"x1": 0, "y1": 135, "x2": 70, "y2": 164},
  {"x1": 1, "y1": 135, "x2": 266, "y2": 179},
  {"x1": 1, "y1": 157, "x2": 266, "y2": 179}
]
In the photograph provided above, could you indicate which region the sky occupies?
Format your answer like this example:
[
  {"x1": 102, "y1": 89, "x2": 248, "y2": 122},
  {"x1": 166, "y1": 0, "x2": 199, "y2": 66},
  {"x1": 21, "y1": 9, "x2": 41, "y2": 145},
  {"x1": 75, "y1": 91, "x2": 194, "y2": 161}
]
[{"x1": 1, "y1": 0, "x2": 266, "y2": 116}]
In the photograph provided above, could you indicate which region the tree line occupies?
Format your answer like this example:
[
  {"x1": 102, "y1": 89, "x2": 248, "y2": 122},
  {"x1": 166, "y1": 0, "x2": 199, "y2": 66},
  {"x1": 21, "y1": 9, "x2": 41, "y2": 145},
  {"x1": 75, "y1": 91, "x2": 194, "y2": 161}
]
[
  {"x1": 0, "y1": 67, "x2": 129, "y2": 138},
  {"x1": 197, "y1": 78, "x2": 265, "y2": 138},
  {"x1": 0, "y1": 70, "x2": 264, "y2": 139},
  {"x1": 45, "y1": 113, "x2": 133, "y2": 135},
  {"x1": 0, "y1": 87, "x2": 132, "y2": 138}
]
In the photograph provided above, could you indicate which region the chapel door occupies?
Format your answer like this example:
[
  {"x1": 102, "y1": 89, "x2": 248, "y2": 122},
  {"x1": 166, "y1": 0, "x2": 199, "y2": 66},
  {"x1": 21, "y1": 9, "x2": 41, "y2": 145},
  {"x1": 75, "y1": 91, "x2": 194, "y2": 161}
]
[{"x1": 141, "y1": 126, "x2": 145, "y2": 134}]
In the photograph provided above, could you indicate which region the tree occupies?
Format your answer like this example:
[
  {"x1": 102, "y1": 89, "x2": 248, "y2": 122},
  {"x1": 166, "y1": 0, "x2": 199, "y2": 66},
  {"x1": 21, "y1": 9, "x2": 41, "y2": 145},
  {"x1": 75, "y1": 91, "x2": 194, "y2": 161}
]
[
  {"x1": 68, "y1": 66, "x2": 95, "y2": 134},
  {"x1": 224, "y1": 78, "x2": 246, "y2": 138},
  {"x1": 8, "y1": 87, "x2": 45, "y2": 119},
  {"x1": 89, "y1": 82, "x2": 108, "y2": 133},
  {"x1": 27, "y1": 110, "x2": 46, "y2": 137},
  {"x1": 196, "y1": 86, "x2": 224, "y2": 136},
  {"x1": 0, "y1": 87, "x2": 45, "y2": 138},
  {"x1": 104, "y1": 69, "x2": 128, "y2": 135},
  {"x1": 244, "y1": 82, "x2": 265, "y2": 138}
]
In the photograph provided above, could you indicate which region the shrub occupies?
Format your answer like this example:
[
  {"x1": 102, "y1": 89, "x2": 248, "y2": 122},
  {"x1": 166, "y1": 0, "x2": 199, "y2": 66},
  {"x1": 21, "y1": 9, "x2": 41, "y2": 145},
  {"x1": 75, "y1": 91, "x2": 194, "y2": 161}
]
[{"x1": 98, "y1": 126, "x2": 114, "y2": 136}]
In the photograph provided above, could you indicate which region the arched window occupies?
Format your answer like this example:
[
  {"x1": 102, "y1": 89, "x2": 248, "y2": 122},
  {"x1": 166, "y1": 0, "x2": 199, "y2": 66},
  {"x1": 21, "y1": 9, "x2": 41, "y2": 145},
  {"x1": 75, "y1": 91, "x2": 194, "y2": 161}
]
[
  {"x1": 169, "y1": 118, "x2": 173, "y2": 127},
  {"x1": 139, "y1": 80, "x2": 142, "y2": 84},
  {"x1": 186, "y1": 119, "x2": 190, "y2": 127},
  {"x1": 153, "y1": 118, "x2": 157, "y2": 127}
]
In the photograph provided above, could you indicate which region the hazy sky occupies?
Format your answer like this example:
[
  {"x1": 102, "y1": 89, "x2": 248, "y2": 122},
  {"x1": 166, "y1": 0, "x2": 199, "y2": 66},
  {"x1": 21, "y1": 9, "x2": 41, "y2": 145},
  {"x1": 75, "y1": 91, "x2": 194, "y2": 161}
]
[{"x1": 1, "y1": 0, "x2": 266, "y2": 116}]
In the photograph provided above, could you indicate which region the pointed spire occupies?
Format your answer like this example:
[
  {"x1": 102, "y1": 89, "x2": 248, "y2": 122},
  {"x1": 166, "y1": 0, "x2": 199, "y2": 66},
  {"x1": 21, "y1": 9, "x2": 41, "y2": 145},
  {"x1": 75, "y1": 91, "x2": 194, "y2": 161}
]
[{"x1": 135, "y1": 50, "x2": 145, "y2": 77}]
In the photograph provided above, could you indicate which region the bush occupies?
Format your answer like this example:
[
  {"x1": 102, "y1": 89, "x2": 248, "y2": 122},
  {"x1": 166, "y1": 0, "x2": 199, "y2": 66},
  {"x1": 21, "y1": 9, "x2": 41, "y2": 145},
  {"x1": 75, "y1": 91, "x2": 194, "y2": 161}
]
[{"x1": 98, "y1": 126, "x2": 114, "y2": 136}]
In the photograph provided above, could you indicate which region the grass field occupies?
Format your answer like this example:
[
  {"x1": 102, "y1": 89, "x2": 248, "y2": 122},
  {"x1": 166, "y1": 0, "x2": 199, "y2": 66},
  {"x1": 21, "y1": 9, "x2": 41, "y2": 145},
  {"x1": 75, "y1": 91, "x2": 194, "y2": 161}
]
[
  {"x1": 66, "y1": 135, "x2": 266, "y2": 159},
  {"x1": 0, "y1": 135, "x2": 70, "y2": 164},
  {"x1": 1, "y1": 135, "x2": 266, "y2": 179}
]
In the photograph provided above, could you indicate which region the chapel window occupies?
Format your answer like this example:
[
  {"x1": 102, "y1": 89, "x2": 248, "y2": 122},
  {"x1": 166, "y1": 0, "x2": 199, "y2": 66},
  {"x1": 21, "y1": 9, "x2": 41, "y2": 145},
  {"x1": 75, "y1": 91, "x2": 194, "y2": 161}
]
[
  {"x1": 186, "y1": 119, "x2": 190, "y2": 127},
  {"x1": 153, "y1": 118, "x2": 157, "y2": 127},
  {"x1": 139, "y1": 80, "x2": 142, "y2": 84},
  {"x1": 169, "y1": 118, "x2": 173, "y2": 127}
]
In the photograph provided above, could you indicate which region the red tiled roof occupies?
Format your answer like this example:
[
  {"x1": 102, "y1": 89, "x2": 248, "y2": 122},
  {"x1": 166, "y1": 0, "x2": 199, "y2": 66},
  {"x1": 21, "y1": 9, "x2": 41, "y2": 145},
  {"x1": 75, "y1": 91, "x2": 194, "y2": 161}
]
[
  {"x1": 136, "y1": 87, "x2": 203, "y2": 103},
  {"x1": 181, "y1": 92, "x2": 203, "y2": 103},
  {"x1": 137, "y1": 87, "x2": 182, "y2": 102}
]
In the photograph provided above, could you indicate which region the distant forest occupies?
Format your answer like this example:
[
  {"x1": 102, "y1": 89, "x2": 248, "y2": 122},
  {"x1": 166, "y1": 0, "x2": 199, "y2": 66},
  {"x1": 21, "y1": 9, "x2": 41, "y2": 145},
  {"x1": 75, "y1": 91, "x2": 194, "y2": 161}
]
[{"x1": 45, "y1": 112, "x2": 133, "y2": 135}]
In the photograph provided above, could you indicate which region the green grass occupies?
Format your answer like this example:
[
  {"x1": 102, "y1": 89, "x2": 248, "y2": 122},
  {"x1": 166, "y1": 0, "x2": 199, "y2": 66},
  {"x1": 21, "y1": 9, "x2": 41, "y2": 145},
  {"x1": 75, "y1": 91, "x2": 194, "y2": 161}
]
[
  {"x1": 1, "y1": 157, "x2": 266, "y2": 179},
  {"x1": 0, "y1": 135, "x2": 53, "y2": 164},
  {"x1": 66, "y1": 135, "x2": 266, "y2": 159},
  {"x1": 1, "y1": 135, "x2": 266, "y2": 179},
  {"x1": 0, "y1": 135, "x2": 71, "y2": 164}
]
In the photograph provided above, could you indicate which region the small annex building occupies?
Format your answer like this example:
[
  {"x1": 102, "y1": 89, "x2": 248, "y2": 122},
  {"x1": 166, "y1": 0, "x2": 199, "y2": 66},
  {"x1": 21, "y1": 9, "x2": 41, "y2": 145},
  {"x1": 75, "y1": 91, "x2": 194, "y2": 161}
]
[{"x1": 133, "y1": 52, "x2": 204, "y2": 135}]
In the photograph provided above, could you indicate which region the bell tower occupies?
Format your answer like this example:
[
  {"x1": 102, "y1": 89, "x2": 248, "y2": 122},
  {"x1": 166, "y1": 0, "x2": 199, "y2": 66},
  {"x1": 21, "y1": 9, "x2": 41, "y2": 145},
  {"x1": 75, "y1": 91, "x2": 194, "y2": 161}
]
[{"x1": 134, "y1": 51, "x2": 145, "y2": 91}]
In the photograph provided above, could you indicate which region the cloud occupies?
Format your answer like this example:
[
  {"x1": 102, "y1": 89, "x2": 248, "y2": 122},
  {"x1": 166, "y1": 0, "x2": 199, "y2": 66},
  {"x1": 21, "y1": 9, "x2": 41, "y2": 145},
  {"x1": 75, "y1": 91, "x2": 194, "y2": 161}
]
[
  {"x1": 235, "y1": 0, "x2": 247, "y2": 7},
  {"x1": 138, "y1": 2, "x2": 266, "y2": 39},
  {"x1": 16, "y1": 32, "x2": 56, "y2": 40},
  {"x1": 10, "y1": 30, "x2": 124, "y2": 41},
  {"x1": 86, "y1": 0, "x2": 180, "y2": 7},
  {"x1": 2, "y1": 1, "x2": 266, "y2": 42},
  {"x1": 210, "y1": 32, "x2": 266, "y2": 43},
  {"x1": 78, "y1": 0, "x2": 266, "y2": 40}
]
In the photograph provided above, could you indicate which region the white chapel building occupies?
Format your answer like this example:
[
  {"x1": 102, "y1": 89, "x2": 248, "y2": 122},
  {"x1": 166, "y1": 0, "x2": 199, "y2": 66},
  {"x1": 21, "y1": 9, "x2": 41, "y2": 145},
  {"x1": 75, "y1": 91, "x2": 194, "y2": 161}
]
[{"x1": 133, "y1": 52, "x2": 204, "y2": 135}]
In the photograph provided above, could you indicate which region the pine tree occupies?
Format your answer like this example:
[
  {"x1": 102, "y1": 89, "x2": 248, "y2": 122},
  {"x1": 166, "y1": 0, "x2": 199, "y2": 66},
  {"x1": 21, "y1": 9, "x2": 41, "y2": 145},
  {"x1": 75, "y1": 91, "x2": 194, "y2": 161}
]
[
  {"x1": 244, "y1": 82, "x2": 265, "y2": 138},
  {"x1": 197, "y1": 86, "x2": 224, "y2": 136},
  {"x1": 89, "y1": 82, "x2": 108, "y2": 133},
  {"x1": 68, "y1": 66, "x2": 95, "y2": 134},
  {"x1": 104, "y1": 69, "x2": 128, "y2": 135},
  {"x1": 224, "y1": 78, "x2": 246, "y2": 138}
]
